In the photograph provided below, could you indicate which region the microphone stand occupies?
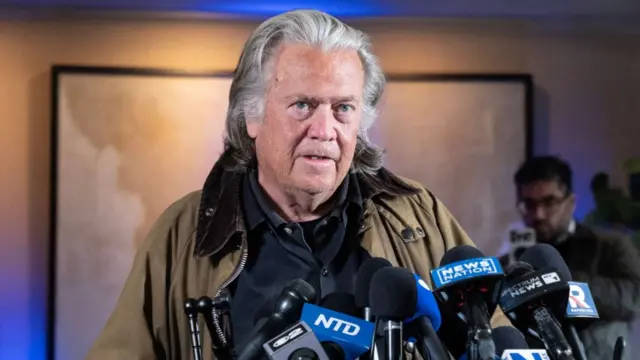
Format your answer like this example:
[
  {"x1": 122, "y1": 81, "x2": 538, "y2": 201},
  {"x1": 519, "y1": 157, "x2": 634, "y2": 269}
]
[
  {"x1": 464, "y1": 295, "x2": 494, "y2": 360},
  {"x1": 198, "y1": 293, "x2": 234, "y2": 360},
  {"x1": 382, "y1": 319, "x2": 404, "y2": 360},
  {"x1": 562, "y1": 324, "x2": 587, "y2": 360},
  {"x1": 185, "y1": 298, "x2": 204, "y2": 360},
  {"x1": 613, "y1": 336, "x2": 626, "y2": 360}
]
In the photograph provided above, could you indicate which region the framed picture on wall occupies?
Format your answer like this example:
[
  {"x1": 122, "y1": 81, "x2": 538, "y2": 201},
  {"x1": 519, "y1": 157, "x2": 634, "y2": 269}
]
[
  {"x1": 49, "y1": 66, "x2": 234, "y2": 360},
  {"x1": 370, "y1": 74, "x2": 533, "y2": 255},
  {"x1": 49, "y1": 67, "x2": 532, "y2": 360}
]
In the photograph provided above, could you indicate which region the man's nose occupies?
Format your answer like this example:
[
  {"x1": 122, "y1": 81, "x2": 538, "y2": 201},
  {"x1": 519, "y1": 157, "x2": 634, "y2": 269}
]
[
  {"x1": 532, "y1": 206, "x2": 547, "y2": 220},
  {"x1": 307, "y1": 106, "x2": 336, "y2": 141}
]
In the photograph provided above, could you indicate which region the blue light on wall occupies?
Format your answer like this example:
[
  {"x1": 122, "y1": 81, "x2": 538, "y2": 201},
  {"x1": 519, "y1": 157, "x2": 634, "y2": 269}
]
[
  {"x1": 193, "y1": 0, "x2": 390, "y2": 17},
  {"x1": 10, "y1": 0, "x2": 392, "y2": 17}
]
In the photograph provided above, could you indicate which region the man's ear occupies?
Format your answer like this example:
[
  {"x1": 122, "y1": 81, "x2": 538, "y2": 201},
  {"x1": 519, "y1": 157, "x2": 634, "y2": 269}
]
[
  {"x1": 246, "y1": 117, "x2": 261, "y2": 139},
  {"x1": 568, "y1": 193, "x2": 577, "y2": 213}
]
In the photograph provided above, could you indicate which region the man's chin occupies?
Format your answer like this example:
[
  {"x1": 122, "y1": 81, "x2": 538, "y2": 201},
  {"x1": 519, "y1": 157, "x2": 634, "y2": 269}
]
[
  {"x1": 293, "y1": 175, "x2": 337, "y2": 196},
  {"x1": 534, "y1": 231, "x2": 557, "y2": 244}
]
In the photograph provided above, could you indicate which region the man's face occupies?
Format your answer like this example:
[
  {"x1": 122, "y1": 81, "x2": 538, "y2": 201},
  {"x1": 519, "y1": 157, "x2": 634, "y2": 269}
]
[
  {"x1": 247, "y1": 43, "x2": 364, "y2": 196},
  {"x1": 517, "y1": 180, "x2": 576, "y2": 243}
]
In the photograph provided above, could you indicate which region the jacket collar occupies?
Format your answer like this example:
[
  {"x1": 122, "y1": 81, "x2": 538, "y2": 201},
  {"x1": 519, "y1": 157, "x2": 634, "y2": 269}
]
[{"x1": 194, "y1": 149, "x2": 420, "y2": 260}]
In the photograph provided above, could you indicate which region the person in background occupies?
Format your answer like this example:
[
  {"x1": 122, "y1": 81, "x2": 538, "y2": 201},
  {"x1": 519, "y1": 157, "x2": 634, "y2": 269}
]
[
  {"x1": 504, "y1": 155, "x2": 640, "y2": 360},
  {"x1": 86, "y1": 9, "x2": 510, "y2": 360}
]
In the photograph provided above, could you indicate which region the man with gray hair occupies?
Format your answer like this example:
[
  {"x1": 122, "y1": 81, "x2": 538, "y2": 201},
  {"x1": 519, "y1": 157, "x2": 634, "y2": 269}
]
[{"x1": 88, "y1": 9, "x2": 509, "y2": 360}]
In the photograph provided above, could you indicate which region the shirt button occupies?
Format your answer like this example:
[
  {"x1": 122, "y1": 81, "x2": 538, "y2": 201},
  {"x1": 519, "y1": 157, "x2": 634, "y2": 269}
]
[
  {"x1": 321, "y1": 268, "x2": 329, "y2": 277},
  {"x1": 284, "y1": 227, "x2": 293, "y2": 235}
]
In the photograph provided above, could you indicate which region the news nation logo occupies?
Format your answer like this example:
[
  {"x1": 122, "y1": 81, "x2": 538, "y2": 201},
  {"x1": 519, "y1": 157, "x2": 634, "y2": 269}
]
[
  {"x1": 566, "y1": 281, "x2": 599, "y2": 318},
  {"x1": 501, "y1": 349, "x2": 550, "y2": 360},
  {"x1": 432, "y1": 257, "x2": 503, "y2": 288}
]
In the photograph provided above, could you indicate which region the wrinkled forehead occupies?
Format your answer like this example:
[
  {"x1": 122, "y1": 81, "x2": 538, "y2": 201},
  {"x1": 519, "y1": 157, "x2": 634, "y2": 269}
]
[{"x1": 268, "y1": 43, "x2": 365, "y2": 100}]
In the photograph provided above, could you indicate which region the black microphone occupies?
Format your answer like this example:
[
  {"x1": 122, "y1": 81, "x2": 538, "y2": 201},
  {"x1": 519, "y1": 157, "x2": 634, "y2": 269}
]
[
  {"x1": 372, "y1": 267, "x2": 449, "y2": 360},
  {"x1": 491, "y1": 326, "x2": 530, "y2": 355},
  {"x1": 196, "y1": 296, "x2": 234, "y2": 360},
  {"x1": 356, "y1": 257, "x2": 393, "y2": 321},
  {"x1": 320, "y1": 342, "x2": 344, "y2": 360},
  {"x1": 519, "y1": 244, "x2": 588, "y2": 360},
  {"x1": 491, "y1": 326, "x2": 551, "y2": 359},
  {"x1": 236, "y1": 279, "x2": 317, "y2": 360},
  {"x1": 613, "y1": 336, "x2": 626, "y2": 360},
  {"x1": 289, "y1": 347, "x2": 321, "y2": 360},
  {"x1": 499, "y1": 244, "x2": 574, "y2": 360},
  {"x1": 184, "y1": 298, "x2": 203, "y2": 360},
  {"x1": 430, "y1": 245, "x2": 505, "y2": 360},
  {"x1": 369, "y1": 267, "x2": 416, "y2": 360}
]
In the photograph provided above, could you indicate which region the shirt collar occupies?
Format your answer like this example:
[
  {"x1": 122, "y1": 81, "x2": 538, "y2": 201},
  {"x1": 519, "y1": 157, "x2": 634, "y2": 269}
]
[{"x1": 241, "y1": 171, "x2": 362, "y2": 232}]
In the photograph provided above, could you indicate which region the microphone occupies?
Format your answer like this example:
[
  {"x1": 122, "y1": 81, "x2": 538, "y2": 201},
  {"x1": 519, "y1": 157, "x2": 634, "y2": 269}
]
[
  {"x1": 403, "y1": 272, "x2": 449, "y2": 360},
  {"x1": 430, "y1": 245, "x2": 505, "y2": 360},
  {"x1": 301, "y1": 293, "x2": 376, "y2": 360},
  {"x1": 492, "y1": 326, "x2": 529, "y2": 354},
  {"x1": 237, "y1": 279, "x2": 318, "y2": 360},
  {"x1": 501, "y1": 349, "x2": 550, "y2": 360},
  {"x1": 499, "y1": 245, "x2": 574, "y2": 360},
  {"x1": 369, "y1": 267, "x2": 416, "y2": 360},
  {"x1": 184, "y1": 298, "x2": 204, "y2": 360},
  {"x1": 520, "y1": 244, "x2": 586, "y2": 360},
  {"x1": 262, "y1": 321, "x2": 329, "y2": 360},
  {"x1": 196, "y1": 295, "x2": 234, "y2": 359},
  {"x1": 289, "y1": 348, "x2": 321, "y2": 360},
  {"x1": 356, "y1": 258, "x2": 393, "y2": 321},
  {"x1": 492, "y1": 326, "x2": 550, "y2": 360},
  {"x1": 613, "y1": 336, "x2": 626, "y2": 360},
  {"x1": 564, "y1": 281, "x2": 598, "y2": 360}
]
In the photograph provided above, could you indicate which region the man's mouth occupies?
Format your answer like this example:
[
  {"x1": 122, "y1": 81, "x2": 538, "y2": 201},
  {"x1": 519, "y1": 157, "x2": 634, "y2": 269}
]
[{"x1": 303, "y1": 155, "x2": 332, "y2": 161}]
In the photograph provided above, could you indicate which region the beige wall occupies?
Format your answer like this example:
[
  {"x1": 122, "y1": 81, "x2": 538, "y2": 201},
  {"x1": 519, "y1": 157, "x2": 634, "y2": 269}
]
[{"x1": 1, "y1": 16, "x2": 640, "y2": 359}]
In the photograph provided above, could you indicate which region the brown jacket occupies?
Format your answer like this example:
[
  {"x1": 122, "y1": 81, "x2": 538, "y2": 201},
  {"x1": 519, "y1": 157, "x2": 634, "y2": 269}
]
[{"x1": 86, "y1": 152, "x2": 511, "y2": 360}]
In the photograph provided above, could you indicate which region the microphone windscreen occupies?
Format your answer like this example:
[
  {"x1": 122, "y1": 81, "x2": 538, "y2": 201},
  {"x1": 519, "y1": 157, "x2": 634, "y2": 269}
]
[
  {"x1": 369, "y1": 267, "x2": 417, "y2": 319},
  {"x1": 288, "y1": 347, "x2": 320, "y2": 360},
  {"x1": 287, "y1": 278, "x2": 318, "y2": 304},
  {"x1": 504, "y1": 261, "x2": 535, "y2": 281},
  {"x1": 439, "y1": 245, "x2": 485, "y2": 266},
  {"x1": 321, "y1": 342, "x2": 344, "y2": 360},
  {"x1": 491, "y1": 326, "x2": 529, "y2": 354},
  {"x1": 519, "y1": 244, "x2": 572, "y2": 281},
  {"x1": 320, "y1": 293, "x2": 359, "y2": 318},
  {"x1": 356, "y1": 257, "x2": 392, "y2": 308}
]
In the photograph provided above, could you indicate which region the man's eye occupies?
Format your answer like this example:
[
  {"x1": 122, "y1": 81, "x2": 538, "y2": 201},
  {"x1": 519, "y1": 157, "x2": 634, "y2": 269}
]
[
  {"x1": 336, "y1": 104, "x2": 354, "y2": 112},
  {"x1": 294, "y1": 101, "x2": 310, "y2": 110}
]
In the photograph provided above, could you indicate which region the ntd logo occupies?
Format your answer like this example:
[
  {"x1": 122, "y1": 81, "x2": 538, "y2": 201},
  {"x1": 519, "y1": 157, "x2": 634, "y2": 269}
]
[
  {"x1": 566, "y1": 281, "x2": 599, "y2": 318},
  {"x1": 431, "y1": 257, "x2": 503, "y2": 288},
  {"x1": 314, "y1": 314, "x2": 360, "y2": 336},
  {"x1": 501, "y1": 349, "x2": 550, "y2": 360}
]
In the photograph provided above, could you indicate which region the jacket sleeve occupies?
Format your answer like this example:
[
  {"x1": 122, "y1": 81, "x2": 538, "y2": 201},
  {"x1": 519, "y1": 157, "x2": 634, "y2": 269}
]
[
  {"x1": 572, "y1": 234, "x2": 640, "y2": 322},
  {"x1": 85, "y1": 200, "x2": 186, "y2": 360}
]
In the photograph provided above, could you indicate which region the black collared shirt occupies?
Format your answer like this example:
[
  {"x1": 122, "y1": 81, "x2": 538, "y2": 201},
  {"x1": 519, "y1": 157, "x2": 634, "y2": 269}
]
[{"x1": 229, "y1": 171, "x2": 369, "y2": 352}]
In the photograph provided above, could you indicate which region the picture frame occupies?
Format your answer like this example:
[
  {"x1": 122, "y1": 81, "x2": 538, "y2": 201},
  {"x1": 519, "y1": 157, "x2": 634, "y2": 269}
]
[
  {"x1": 48, "y1": 65, "x2": 234, "y2": 360},
  {"x1": 371, "y1": 73, "x2": 533, "y2": 254}
]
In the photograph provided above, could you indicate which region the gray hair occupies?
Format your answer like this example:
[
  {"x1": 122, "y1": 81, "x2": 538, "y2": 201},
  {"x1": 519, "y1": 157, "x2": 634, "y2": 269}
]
[{"x1": 224, "y1": 9, "x2": 386, "y2": 174}]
